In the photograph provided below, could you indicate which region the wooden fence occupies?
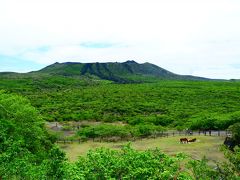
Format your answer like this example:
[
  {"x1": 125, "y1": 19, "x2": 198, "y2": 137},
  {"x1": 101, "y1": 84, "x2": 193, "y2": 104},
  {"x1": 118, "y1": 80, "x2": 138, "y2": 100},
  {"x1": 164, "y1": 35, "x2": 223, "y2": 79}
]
[{"x1": 56, "y1": 130, "x2": 231, "y2": 144}]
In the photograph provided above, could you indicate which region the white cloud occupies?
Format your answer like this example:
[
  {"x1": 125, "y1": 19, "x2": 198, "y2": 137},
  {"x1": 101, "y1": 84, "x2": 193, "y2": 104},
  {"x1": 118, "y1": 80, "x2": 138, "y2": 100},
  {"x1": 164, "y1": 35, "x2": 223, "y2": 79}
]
[{"x1": 0, "y1": 0, "x2": 240, "y2": 79}]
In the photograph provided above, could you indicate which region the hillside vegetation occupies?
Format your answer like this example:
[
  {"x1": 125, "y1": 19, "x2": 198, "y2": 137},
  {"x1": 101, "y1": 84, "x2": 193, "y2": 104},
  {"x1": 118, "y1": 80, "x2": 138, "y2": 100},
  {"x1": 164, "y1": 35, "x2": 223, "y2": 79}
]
[
  {"x1": 1, "y1": 60, "x2": 240, "y2": 179},
  {"x1": 0, "y1": 92, "x2": 239, "y2": 179},
  {"x1": 0, "y1": 61, "x2": 239, "y2": 130},
  {"x1": 38, "y1": 61, "x2": 207, "y2": 82},
  {"x1": 1, "y1": 80, "x2": 239, "y2": 130}
]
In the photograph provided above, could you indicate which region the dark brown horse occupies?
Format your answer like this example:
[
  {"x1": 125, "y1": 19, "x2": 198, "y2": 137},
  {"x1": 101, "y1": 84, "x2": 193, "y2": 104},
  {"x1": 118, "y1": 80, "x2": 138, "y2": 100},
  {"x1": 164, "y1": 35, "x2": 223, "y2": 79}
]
[
  {"x1": 180, "y1": 138, "x2": 188, "y2": 143},
  {"x1": 188, "y1": 138, "x2": 197, "y2": 142}
]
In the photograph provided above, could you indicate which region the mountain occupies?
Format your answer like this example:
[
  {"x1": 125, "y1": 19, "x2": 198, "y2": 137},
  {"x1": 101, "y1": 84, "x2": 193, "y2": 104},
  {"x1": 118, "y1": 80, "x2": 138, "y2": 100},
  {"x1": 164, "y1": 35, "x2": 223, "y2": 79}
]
[{"x1": 35, "y1": 60, "x2": 209, "y2": 83}]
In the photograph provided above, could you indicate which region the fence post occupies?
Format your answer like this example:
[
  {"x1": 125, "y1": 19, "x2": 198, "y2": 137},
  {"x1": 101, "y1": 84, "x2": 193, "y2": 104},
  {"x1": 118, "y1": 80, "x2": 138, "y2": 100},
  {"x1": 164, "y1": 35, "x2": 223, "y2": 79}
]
[
  {"x1": 218, "y1": 130, "x2": 220, "y2": 136},
  {"x1": 204, "y1": 131, "x2": 206, "y2": 136}
]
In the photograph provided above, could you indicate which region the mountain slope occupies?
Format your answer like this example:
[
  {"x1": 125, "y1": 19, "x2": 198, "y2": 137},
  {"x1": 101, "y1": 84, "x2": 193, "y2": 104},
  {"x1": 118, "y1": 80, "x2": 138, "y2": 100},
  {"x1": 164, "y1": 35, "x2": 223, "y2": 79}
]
[{"x1": 37, "y1": 60, "x2": 208, "y2": 82}]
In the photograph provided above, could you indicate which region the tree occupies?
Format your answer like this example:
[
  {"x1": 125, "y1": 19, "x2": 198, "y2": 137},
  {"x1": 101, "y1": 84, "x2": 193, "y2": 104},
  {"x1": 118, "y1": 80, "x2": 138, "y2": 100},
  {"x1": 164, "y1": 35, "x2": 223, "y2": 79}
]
[
  {"x1": 229, "y1": 123, "x2": 240, "y2": 145},
  {"x1": 0, "y1": 91, "x2": 66, "y2": 179}
]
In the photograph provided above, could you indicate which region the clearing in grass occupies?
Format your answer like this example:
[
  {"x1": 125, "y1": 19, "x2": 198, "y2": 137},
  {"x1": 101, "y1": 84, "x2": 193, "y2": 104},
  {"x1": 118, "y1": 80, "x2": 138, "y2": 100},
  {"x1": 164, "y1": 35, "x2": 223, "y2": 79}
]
[{"x1": 59, "y1": 135, "x2": 226, "y2": 166}]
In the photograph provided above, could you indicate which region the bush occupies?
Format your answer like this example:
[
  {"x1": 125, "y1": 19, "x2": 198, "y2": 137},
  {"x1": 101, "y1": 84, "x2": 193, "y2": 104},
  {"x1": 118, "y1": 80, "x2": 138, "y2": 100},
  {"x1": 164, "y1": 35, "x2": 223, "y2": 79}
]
[
  {"x1": 77, "y1": 124, "x2": 130, "y2": 140},
  {"x1": 77, "y1": 124, "x2": 164, "y2": 140},
  {"x1": 0, "y1": 91, "x2": 66, "y2": 179},
  {"x1": 63, "y1": 144, "x2": 191, "y2": 179}
]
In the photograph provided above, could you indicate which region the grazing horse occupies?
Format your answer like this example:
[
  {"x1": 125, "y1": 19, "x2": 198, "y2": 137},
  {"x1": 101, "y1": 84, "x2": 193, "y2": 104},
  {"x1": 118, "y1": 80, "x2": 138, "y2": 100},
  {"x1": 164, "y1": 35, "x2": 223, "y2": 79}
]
[
  {"x1": 180, "y1": 138, "x2": 188, "y2": 143},
  {"x1": 188, "y1": 138, "x2": 196, "y2": 142}
]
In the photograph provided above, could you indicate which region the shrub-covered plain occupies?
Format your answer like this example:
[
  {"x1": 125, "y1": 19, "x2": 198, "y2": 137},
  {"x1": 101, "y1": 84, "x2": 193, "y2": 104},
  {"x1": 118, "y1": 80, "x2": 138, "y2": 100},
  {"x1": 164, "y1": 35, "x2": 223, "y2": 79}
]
[
  {"x1": 1, "y1": 76, "x2": 240, "y2": 130},
  {"x1": 1, "y1": 92, "x2": 240, "y2": 179}
]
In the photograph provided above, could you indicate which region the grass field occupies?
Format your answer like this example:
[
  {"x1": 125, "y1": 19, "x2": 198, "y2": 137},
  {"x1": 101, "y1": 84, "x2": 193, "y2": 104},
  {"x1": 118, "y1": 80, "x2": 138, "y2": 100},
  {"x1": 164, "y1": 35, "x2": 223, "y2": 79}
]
[{"x1": 59, "y1": 135, "x2": 226, "y2": 166}]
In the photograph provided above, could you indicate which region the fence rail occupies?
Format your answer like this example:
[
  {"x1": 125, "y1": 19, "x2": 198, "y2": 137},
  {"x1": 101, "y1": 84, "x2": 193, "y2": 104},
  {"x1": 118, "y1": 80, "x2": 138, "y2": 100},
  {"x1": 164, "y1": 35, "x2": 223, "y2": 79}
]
[{"x1": 56, "y1": 130, "x2": 231, "y2": 144}]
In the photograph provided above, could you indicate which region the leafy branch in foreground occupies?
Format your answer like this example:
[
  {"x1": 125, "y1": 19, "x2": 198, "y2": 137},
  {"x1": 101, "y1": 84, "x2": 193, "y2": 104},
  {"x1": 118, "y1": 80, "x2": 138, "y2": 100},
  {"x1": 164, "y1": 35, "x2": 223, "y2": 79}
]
[
  {"x1": 0, "y1": 91, "x2": 66, "y2": 179},
  {"x1": 64, "y1": 144, "x2": 191, "y2": 180}
]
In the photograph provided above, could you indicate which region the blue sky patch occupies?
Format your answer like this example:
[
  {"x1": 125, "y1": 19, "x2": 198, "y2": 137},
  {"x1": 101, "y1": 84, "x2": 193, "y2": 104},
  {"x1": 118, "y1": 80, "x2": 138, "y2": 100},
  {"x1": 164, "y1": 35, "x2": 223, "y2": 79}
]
[
  {"x1": 230, "y1": 63, "x2": 240, "y2": 69},
  {"x1": 80, "y1": 42, "x2": 116, "y2": 48},
  {"x1": 0, "y1": 54, "x2": 44, "y2": 72},
  {"x1": 34, "y1": 46, "x2": 50, "y2": 52}
]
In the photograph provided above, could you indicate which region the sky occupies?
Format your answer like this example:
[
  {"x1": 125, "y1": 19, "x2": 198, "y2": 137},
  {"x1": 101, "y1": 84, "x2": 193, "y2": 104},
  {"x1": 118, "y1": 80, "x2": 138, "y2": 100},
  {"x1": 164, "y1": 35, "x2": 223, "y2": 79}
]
[{"x1": 0, "y1": 0, "x2": 240, "y2": 79}]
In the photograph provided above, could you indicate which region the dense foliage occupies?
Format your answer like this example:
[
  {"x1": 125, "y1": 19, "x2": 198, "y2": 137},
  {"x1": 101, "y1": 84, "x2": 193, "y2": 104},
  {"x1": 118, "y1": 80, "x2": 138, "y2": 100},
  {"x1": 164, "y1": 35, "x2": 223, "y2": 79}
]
[
  {"x1": 229, "y1": 123, "x2": 240, "y2": 145},
  {"x1": 222, "y1": 146, "x2": 240, "y2": 177},
  {"x1": 64, "y1": 144, "x2": 190, "y2": 179},
  {"x1": 0, "y1": 91, "x2": 66, "y2": 179},
  {"x1": 63, "y1": 144, "x2": 240, "y2": 180},
  {"x1": 77, "y1": 124, "x2": 164, "y2": 140},
  {"x1": 1, "y1": 92, "x2": 240, "y2": 179},
  {"x1": 1, "y1": 77, "x2": 239, "y2": 130}
]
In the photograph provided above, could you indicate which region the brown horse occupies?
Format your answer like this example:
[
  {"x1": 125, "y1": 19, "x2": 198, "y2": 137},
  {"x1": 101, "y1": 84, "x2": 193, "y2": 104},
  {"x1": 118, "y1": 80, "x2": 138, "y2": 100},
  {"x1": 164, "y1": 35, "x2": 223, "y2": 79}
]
[
  {"x1": 180, "y1": 138, "x2": 188, "y2": 143},
  {"x1": 188, "y1": 138, "x2": 197, "y2": 142}
]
